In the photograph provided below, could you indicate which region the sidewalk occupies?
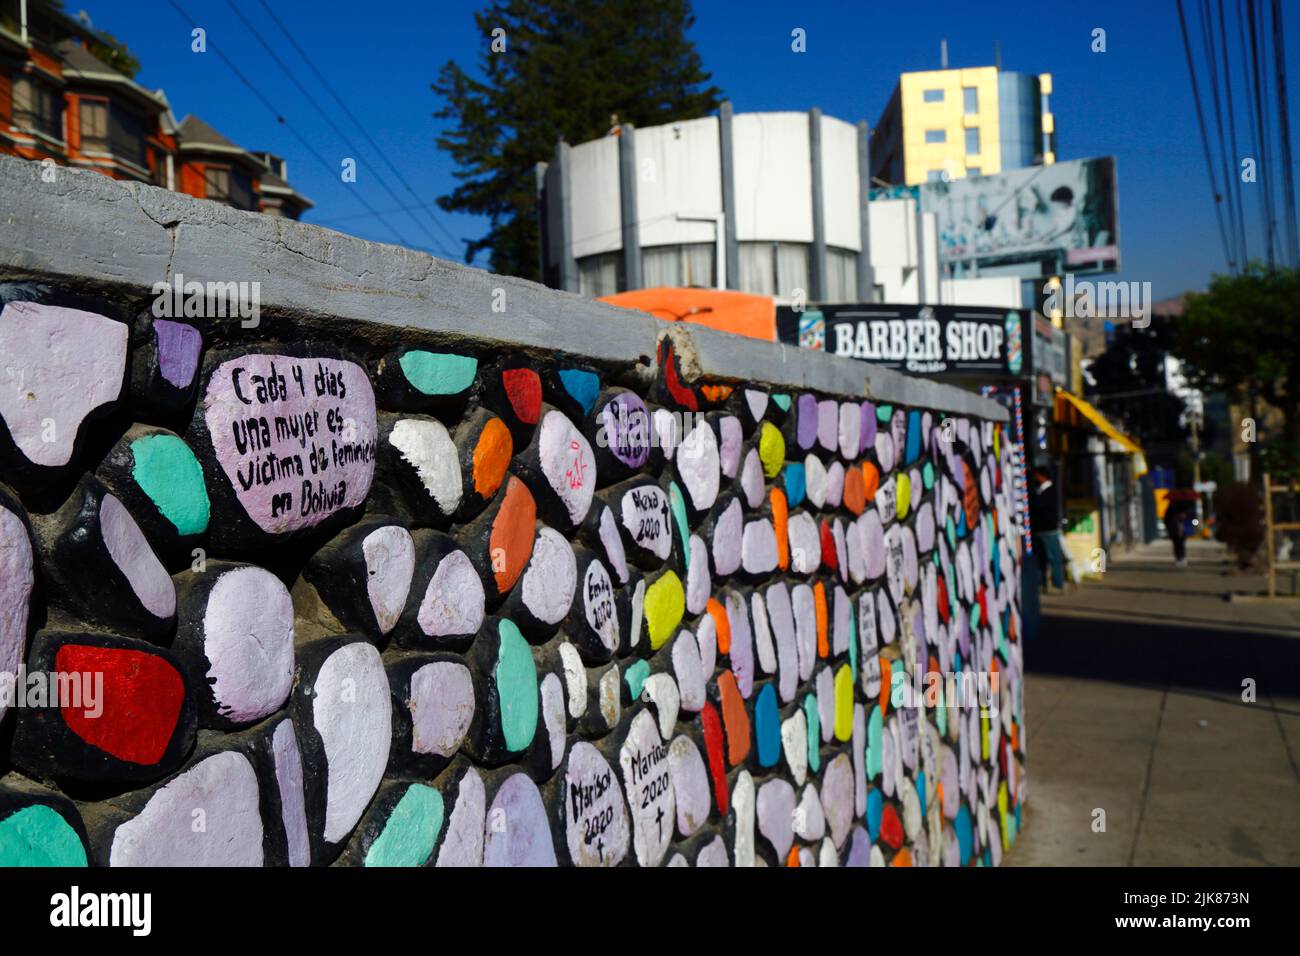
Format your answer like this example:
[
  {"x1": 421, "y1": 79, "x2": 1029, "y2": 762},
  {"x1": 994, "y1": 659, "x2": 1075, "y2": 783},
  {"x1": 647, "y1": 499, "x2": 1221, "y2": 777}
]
[{"x1": 1006, "y1": 538, "x2": 1300, "y2": 866}]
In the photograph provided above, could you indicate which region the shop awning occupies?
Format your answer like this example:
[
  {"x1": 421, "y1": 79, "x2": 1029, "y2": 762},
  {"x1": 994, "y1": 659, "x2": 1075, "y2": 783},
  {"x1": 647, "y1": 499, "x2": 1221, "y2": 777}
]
[
  {"x1": 1054, "y1": 387, "x2": 1148, "y2": 474},
  {"x1": 600, "y1": 288, "x2": 777, "y2": 341}
]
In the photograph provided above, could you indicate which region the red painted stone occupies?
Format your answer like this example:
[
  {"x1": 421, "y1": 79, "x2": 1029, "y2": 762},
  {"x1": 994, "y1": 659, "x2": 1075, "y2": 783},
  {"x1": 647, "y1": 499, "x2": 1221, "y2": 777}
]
[
  {"x1": 659, "y1": 340, "x2": 698, "y2": 412},
  {"x1": 880, "y1": 802, "x2": 904, "y2": 849},
  {"x1": 937, "y1": 571, "x2": 950, "y2": 624},
  {"x1": 56, "y1": 644, "x2": 186, "y2": 765},
  {"x1": 977, "y1": 584, "x2": 988, "y2": 627},
  {"x1": 501, "y1": 368, "x2": 542, "y2": 425},
  {"x1": 701, "y1": 701, "x2": 729, "y2": 816},
  {"x1": 819, "y1": 519, "x2": 837, "y2": 571}
]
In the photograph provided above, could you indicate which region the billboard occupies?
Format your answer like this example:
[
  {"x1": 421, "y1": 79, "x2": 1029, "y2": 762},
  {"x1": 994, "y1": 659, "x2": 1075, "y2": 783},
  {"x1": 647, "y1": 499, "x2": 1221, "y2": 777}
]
[
  {"x1": 777, "y1": 303, "x2": 1027, "y2": 378},
  {"x1": 918, "y1": 157, "x2": 1119, "y2": 278}
]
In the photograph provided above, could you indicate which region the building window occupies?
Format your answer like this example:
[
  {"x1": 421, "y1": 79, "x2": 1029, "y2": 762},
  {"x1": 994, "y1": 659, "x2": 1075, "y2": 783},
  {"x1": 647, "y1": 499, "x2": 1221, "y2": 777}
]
[
  {"x1": 826, "y1": 248, "x2": 858, "y2": 302},
  {"x1": 926, "y1": 169, "x2": 945, "y2": 183},
  {"x1": 643, "y1": 243, "x2": 715, "y2": 289},
  {"x1": 965, "y1": 127, "x2": 980, "y2": 155},
  {"x1": 577, "y1": 251, "x2": 623, "y2": 297},
  {"x1": 922, "y1": 89, "x2": 944, "y2": 103},
  {"x1": 963, "y1": 87, "x2": 978, "y2": 114},
  {"x1": 203, "y1": 165, "x2": 255, "y2": 211},
  {"x1": 12, "y1": 75, "x2": 64, "y2": 140},
  {"x1": 967, "y1": 167, "x2": 981, "y2": 177},
  {"x1": 79, "y1": 98, "x2": 109, "y2": 151},
  {"x1": 109, "y1": 104, "x2": 148, "y2": 168},
  {"x1": 925, "y1": 129, "x2": 946, "y2": 144},
  {"x1": 738, "y1": 242, "x2": 809, "y2": 298}
]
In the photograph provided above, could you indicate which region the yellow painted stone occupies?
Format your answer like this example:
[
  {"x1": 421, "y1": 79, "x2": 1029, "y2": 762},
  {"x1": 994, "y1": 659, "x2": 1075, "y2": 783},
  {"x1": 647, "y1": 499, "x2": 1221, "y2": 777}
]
[
  {"x1": 896, "y1": 472, "x2": 911, "y2": 519},
  {"x1": 645, "y1": 571, "x2": 685, "y2": 650},
  {"x1": 997, "y1": 782, "x2": 1009, "y2": 850},
  {"x1": 758, "y1": 422, "x2": 785, "y2": 478},
  {"x1": 833, "y1": 664, "x2": 854, "y2": 741},
  {"x1": 980, "y1": 713, "x2": 989, "y2": 762}
]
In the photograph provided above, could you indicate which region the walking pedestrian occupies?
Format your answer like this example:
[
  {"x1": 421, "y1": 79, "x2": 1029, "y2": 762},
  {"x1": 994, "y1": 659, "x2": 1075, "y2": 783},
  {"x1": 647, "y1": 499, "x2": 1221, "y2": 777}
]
[
  {"x1": 1029, "y1": 465, "x2": 1065, "y2": 592},
  {"x1": 1165, "y1": 496, "x2": 1189, "y2": 567}
]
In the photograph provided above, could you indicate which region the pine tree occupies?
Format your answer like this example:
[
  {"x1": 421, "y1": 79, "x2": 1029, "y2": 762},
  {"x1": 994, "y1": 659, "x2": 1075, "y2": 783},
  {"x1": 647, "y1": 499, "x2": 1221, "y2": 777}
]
[{"x1": 433, "y1": 0, "x2": 722, "y2": 280}]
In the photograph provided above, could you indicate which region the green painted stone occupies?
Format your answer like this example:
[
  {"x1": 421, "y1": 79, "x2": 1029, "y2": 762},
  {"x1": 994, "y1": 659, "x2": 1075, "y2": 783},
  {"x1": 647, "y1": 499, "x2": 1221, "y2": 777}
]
[
  {"x1": 365, "y1": 784, "x2": 444, "y2": 867},
  {"x1": 922, "y1": 460, "x2": 935, "y2": 490},
  {"x1": 804, "y1": 694, "x2": 821, "y2": 774},
  {"x1": 946, "y1": 515, "x2": 957, "y2": 551},
  {"x1": 969, "y1": 602, "x2": 981, "y2": 632},
  {"x1": 130, "y1": 434, "x2": 210, "y2": 535},
  {"x1": 624, "y1": 659, "x2": 651, "y2": 700},
  {"x1": 668, "y1": 481, "x2": 690, "y2": 568},
  {"x1": 771, "y1": 393, "x2": 791, "y2": 412},
  {"x1": 848, "y1": 603, "x2": 858, "y2": 682},
  {"x1": 495, "y1": 619, "x2": 538, "y2": 751},
  {"x1": 866, "y1": 705, "x2": 882, "y2": 779},
  {"x1": 399, "y1": 351, "x2": 478, "y2": 395},
  {"x1": 0, "y1": 805, "x2": 86, "y2": 867},
  {"x1": 876, "y1": 404, "x2": 893, "y2": 423},
  {"x1": 936, "y1": 691, "x2": 948, "y2": 736}
]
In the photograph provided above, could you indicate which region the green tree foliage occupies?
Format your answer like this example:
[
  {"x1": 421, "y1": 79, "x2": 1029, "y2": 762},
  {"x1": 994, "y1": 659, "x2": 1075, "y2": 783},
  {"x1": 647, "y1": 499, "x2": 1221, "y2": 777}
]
[
  {"x1": 1176, "y1": 266, "x2": 1300, "y2": 477},
  {"x1": 433, "y1": 0, "x2": 722, "y2": 279}
]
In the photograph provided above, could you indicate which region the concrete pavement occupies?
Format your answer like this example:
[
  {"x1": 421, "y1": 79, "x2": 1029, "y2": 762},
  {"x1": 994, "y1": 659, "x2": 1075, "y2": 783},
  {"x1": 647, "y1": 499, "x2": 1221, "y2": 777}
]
[{"x1": 1006, "y1": 538, "x2": 1300, "y2": 866}]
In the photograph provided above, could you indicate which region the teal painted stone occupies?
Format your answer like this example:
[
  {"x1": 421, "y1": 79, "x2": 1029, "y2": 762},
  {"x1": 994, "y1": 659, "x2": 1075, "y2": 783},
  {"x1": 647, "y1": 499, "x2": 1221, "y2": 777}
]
[
  {"x1": 866, "y1": 787, "x2": 882, "y2": 841},
  {"x1": 803, "y1": 694, "x2": 821, "y2": 773},
  {"x1": 668, "y1": 481, "x2": 690, "y2": 567},
  {"x1": 876, "y1": 404, "x2": 893, "y2": 423},
  {"x1": 771, "y1": 393, "x2": 791, "y2": 412},
  {"x1": 495, "y1": 619, "x2": 538, "y2": 751},
  {"x1": 866, "y1": 705, "x2": 882, "y2": 778},
  {"x1": 922, "y1": 460, "x2": 935, "y2": 490},
  {"x1": 0, "y1": 805, "x2": 87, "y2": 867},
  {"x1": 946, "y1": 516, "x2": 957, "y2": 551},
  {"x1": 955, "y1": 805, "x2": 973, "y2": 865},
  {"x1": 624, "y1": 659, "x2": 650, "y2": 700},
  {"x1": 916, "y1": 771, "x2": 927, "y2": 818},
  {"x1": 399, "y1": 351, "x2": 478, "y2": 396},
  {"x1": 130, "y1": 434, "x2": 210, "y2": 535},
  {"x1": 558, "y1": 368, "x2": 600, "y2": 414},
  {"x1": 755, "y1": 684, "x2": 780, "y2": 767},
  {"x1": 936, "y1": 691, "x2": 948, "y2": 736},
  {"x1": 968, "y1": 602, "x2": 981, "y2": 632},
  {"x1": 365, "y1": 784, "x2": 444, "y2": 867},
  {"x1": 848, "y1": 602, "x2": 858, "y2": 681}
]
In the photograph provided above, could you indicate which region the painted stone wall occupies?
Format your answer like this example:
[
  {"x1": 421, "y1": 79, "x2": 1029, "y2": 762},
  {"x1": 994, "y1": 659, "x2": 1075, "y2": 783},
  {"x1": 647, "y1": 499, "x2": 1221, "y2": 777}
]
[{"x1": 0, "y1": 280, "x2": 1025, "y2": 867}]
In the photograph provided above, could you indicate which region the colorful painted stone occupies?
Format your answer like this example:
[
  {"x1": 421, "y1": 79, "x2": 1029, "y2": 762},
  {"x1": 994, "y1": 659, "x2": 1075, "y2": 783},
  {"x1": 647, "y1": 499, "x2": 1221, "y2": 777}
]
[
  {"x1": 0, "y1": 495, "x2": 34, "y2": 726},
  {"x1": 483, "y1": 773, "x2": 557, "y2": 866},
  {"x1": 0, "y1": 787, "x2": 89, "y2": 867},
  {"x1": 509, "y1": 525, "x2": 577, "y2": 635},
  {"x1": 561, "y1": 741, "x2": 629, "y2": 866},
  {"x1": 127, "y1": 431, "x2": 210, "y2": 537},
  {"x1": 362, "y1": 783, "x2": 444, "y2": 867},
  {"x1": 619, "y1": 710, "x2": 675, "y2": 867},
  {"x1": 644, "y1": 570, "x2": 685, "y2": 651},
  {"x1": 399, "y1": 350, "x2": 478, "y2": 396}
]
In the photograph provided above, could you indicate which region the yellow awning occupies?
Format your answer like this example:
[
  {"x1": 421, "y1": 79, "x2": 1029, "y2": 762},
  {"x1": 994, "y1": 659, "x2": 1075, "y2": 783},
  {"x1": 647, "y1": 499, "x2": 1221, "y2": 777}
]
[{"x1": 1054, "y1": 387, "x2": 1148, "y2": 474}]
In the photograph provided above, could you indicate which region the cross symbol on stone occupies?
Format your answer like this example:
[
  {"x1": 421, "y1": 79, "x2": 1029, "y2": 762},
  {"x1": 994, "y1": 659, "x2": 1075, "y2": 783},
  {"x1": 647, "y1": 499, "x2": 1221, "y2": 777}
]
[
  {"x1": 655, "y1": 804, "x2": 664, "y2": 837},
  {"x1": 596, "y1": 837, "x2": 604, "y2": 861}
]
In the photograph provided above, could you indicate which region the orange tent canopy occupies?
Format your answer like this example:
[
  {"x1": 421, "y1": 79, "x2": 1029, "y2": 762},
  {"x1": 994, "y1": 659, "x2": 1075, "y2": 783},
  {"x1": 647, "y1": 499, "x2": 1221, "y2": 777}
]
[{"x1": 599, "y1": 287, "x2": 777, "y2": 342}]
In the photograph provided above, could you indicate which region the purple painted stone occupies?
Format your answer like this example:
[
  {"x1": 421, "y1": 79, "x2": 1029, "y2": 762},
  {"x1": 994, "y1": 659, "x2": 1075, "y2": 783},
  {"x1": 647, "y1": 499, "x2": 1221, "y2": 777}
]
[
  {"x1": 155, "y1": 320, "x2": 202, "y2": 389},
  {"x1": 845, "y1": 825, "x2": 872, "y2": 866},
  {"x1": 600, "y1": 392, "x2": 651, "y2": 468},
  {"x1": 718, "y1": 415, "x2": 743, "y2": 478},
  {"x1": 860, "y1": 402, "x2": 877, "y2": 450},
  {"x1": 796, "y1": 394, "x2": 818, "y2": 449},
  {"x1": 816, "y1": 400, "x2": 838, "y2": 452},
  {"x1": 820, "y1": 752, "x2": 855, "y2": 849},
  {"x1": 482, "y1": 774, "x2": 557, "y2": 866}
]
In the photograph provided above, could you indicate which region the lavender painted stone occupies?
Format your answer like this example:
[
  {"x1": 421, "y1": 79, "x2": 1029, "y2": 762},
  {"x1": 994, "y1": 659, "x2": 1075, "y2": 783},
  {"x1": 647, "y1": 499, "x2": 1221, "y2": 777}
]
[
  {"x1": 600, "y1": 391, "x2": 651, "y2": 468},
  {"x1": 825, "y1": 461, "x2": 845, "y2": 509},
  {"x1": 718, "y1": 415, "x2": 743, "y2": 478},
  {"x1": 816, "y1": 399, "x2": 838, "y2": 452},
  {"x1": 435, "y1": 769, "x2": 485, "y2": 867},
  {"x1": 820, "y1": 752, "x2": 855, "y2": 849},
  {"x1": 667, "y1": 735, "x2": 710, "y2": 837},
  {"x1": 815, "y1": 667, "x2": 835, "y2": 744},
  {"x1": 0, "y1": 301, "x2": 128, "y2": 468},
  {"x1": 408, "y1": 661, "x2": 475, "y2": 757},
  {"x1": 271, "y1": 720, "x2": 311, "y2": 866},
  {"x1": 791, "y1": 584, "x2": 817, "y2": 682},
  {"x1": 0, "y1": 503, "x2": 34, "y2": 725},
  {"x1": 563, "y1": 741, "x2": 628, "y2": 866},
  {"x1": 483, "y1": 774, "x2": 556, "y2": 866},
  {"x1": 203, "y1": 355, "x2": 377, "y2": 534},
  {"x1": 362, "y1": 525, "x2": 415, "y2": 636},
  {"x1": 154, "y1": 319, "x2": 203, "y2": 389},
  {"x1": 520, "y1": 527, "x2": 578, "y2": 626},
  {"x1": 875, "y1": 430, "x2": 895, "y2": 474},
  {"x1": 677, "y1": 419, "x2": 720, "y2": 510},
  {"x1": 686, "y1": 535, "x2": 711, "y2": 615},
  {"x1": 862, "y1": 509, "x2": 886, "y2": 579},
  {"x1": 845, "y1": 826, "x2": 871, "y2": 866},
  {"x1": 756, "y1": 778, "x2": 797, "y2": 859},
  {"x1": 202, "y1": 566, "x2": 294, "y2": 724},
  {"x1": 832, "y1": 586, "x2": 851, "y2": 656},
  {"x1": 539, "y1": 410, "x2": 596, "y2": 524},
  {"x1": 860, "y1": 402, "x2": 877, "y2": 451},
  {"x1": 741, "y1": 519, "x2": 779, "y2": 575},
  {"x1": 795, "y1": 783, "x2": 826, "y2": 842},
  {"x1": 751, "y1": 592, "x2": 776, "y2": 675},
  {"x1": 796, "y1": 393, "x2": 819, "y2": 449},
  {"x1": 740, "y1": 449, "x2": 765, "y2": 509},
  {"x1": 417, "y1": 549, "x2": 485, "y2": 639},
  {"x1": 99, "y1": 493, "x2": 175, "y2": 620},
  {"x1": 672, "y1": 629, "x2": 706, "y2": 712},
  {"x1": 916, "y1": 500, "x2": 936, "y2": 552},
  {"x1": 598, "y1": 506, "x2": 630, "y2": 584},
  {"x1": 787, "y1": 512, "x2": 820, "y2": 575},
  {"x1": 712, "y1": 498, "x2": 743, "y2": 577},
  {"x1": 838, "y1": 402, "x2": 860, "y2": 460},
  {"x1": 619, "y1": 710, "x2": 674, "y2": 867},
  {"x1": 845, "y1": 515, "x2": 867, "y2": 585},
  {"x1": 725, "y1": 591, "x2": 755, "y2": 697},
  {"x1": 765, "y1": 583, "x2": 798, "y2": 703},
  {"x1": 541, "y1": 672, "x2": 567, "y2": 770},
  {"x1": 697, "y1": 835, "x2": 730, "y2": 867}
]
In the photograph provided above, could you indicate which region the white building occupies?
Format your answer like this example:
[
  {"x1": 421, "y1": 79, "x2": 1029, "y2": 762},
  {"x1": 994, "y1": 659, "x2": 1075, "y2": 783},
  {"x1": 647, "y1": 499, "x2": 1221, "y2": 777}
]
[{"x1": 536, "y1": 103, "x2": 1022, "y2": 310}]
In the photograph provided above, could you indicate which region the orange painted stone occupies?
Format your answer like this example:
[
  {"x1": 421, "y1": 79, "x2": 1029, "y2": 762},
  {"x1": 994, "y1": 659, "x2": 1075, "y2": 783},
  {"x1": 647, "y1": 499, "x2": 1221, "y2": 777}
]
[
  {"x1": 891, "y1": 847, "x2": 913, "y2": 866},
  {"x1": 843, "y1": 467, "x2": 865, "y2": 516},
  {"x1": 786, "y1": 846, "x2": 801, "y2": 867},
  {"x1": 770, "y1": 488, "x2": 789, "y2": 569},
  {"x1": 814, "y1": 582, "x2": 828, "y2": 658},
  {"x1": 861, "y1": 462, "x2": 880, "y2": 501},
  {"x1": 717, "y1": 670, "x2": 751, "y2": 766},
  {"x1": 707, "y1": 598, "x2": 731, "y2": 655},
  {"x1": 472, "y1": 417, "x2": 513, "y2": 499},
  {"x1": 489, "y1": 477, "x2": 536, "y2": 595},
  {"x1": 879, "y1": 656, "x2": 892, "y2": 716}
]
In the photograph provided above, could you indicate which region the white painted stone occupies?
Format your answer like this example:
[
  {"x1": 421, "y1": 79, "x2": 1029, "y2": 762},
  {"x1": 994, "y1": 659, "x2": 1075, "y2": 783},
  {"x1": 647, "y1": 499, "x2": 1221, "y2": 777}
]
[
  {"x1": 791, "y1": 584, "x2": 817, "y2": 682},
  {"x1": 110, "y1": 751, "x2": 263, "y2": 866},
  {"x1": 695, "y1": 613, "x2": 717, "y2": 676},
  {"x1": 787, "y1": 511, "x2": 820, "y2": 575},
  {"x1": 641, "y1": 673, "x2": 680, "y2": 740},
  {"x1": 697, "y1": 834, "x2": 730, "y2": 867},
  {"x1": 361, "y1": 525, "x2": 415, "y2": 635},
  {"x1": 629, "y1": 577, "x2": 645, "y2": 650},
  {"x1": 820, "y1": 752, "x2": 855, "y2": 849},
  {"x1": 816, "y1": 667, "x2": 835, "y2": 744},
  {"x1": 620, "y1": 484, "x2": 673, "y2": 561},
  {"x1": 653, "y1": 407, "x2": 680, "y2": 460},
  {"x1": 581, "y1": 558, "x2": 619, "y2": 653},
  {"x1": 878, "y1": 589, "x2": 897, "y2": 645},
  {"x1": 852, "y1": 704, "x2": 867, "y2": 817},
  {"x1": 781, "y1": 708, "x2": 808, "y2": 786},
  {"x1": 435, "y1": 769, "x2": 485, "y2": 866},
  {"x1": 875, "y1": 429, "x2": 895, "y2": 473},
  {"x1": 902, "y1": 781, "x2": 924, "y2": 843},
  {"x1": 563, "y1": 741, "x2": 628, "y2": 866},
  {"x1": 668, "y1": 853, "x2": 688, "y2": 867},
  {"x1": 756, "y1": 778, "x2": 797, "y2": 859},
  {"x1": 740, "y1": 449, "x2": 765, "y2": 508},
  {"x1": 271, "y1": 720, "x2": 311, "y2": 867},
  {"x1": 838, "y1": 401, "x2": 860, "y2": 460},
  {"x1": 619, "y1": 710, "x2": 675, "y2": 867},
  {"x1": 750, "y1": 592, "x2": 776, "y2": 675},
  {"x1": 520, "y1": 526, "x2": 577, "y2": 625},
  {"x1": 765, "y1": 582, "x2": 798, "y2": 703},
  {"x1": 559, "y1": 642, "x2": 588, "y2": 719},
  {"x1": 0, "y1": 302, "x2": 127, "y2": 467},
  {"x1": 845, "y1": 513, "x2": 867, "y2": 585},
  {"x1": 741, "y1": 518, "x2": 778, "y2": 575},
  {"x1": 731, "y1": 770, "x2": 756, "y2": 867},
  {"x1": 831, "y1": 518, "x2": 848, "y2": 582},
  {"x1": 744, "y1": 389, "x2": 768, "y2": 423},
  {"x1": 0, "y1": 505, "x2": 34, "y2": 725},
  {"x1": 795, "y1": 783, "x2": 825, "y2": 842},
  {"x1": 877, "y1": 475, "x2": 897, "y2": 524},
  {"x1": 408, "y1": 660, "x2": 475, "y2": 757},
  {"x1": 483, "y1": 773, "x2": 557, "y2": 866},
  {"x1": 671, "y1": 629, "x2": 705, "y2": 712},
  {"x1": 718, "y1": 415, "x2": 743, "y2": 478},
  {"x1": 832, "y1": 586, "x2": 851, "y2": 656},
  {"x1": 870, "y1": 844, "x2": 885, "y2": 867},
  {"x1": 825, "y1": 461, "x2": 845, "y2": 508},
  {"x1": 818, "y1": 838, "x2": 838, "y2": 867},
  {"x1": 312, "y1": 641, "x2": 391, "y2": 843},
  {"x1": 203, "y1": 565, "x2": 294, "y2": 723},
  {"x1": 677, "y1": 419, "x2": 720, "y2": 510},
  {"x1": 417, "y1": 549, "x2": 485, "y2": 638},
  {"x1": 817, "y1": 399, "x2": 838, "y2": 451},
  {"x1": 390, "y1": 418, "x2": 462, "y2": 515},
  {"x1": 711, "y1": 497, "x2": 743, "y2": 577},
  {"x1": 685, "y1": 534, "x2": 711, "y2": 615},
  {"x1": 539, "y1": 409, "x2": 596, "y2": 523},
  {"x1": 597, "y1": 506, "x2": 630, "y2": 583},
  {"x1": 803, "y1": 454, "x2": 828, "y2": 509},
  {"x1": 99, "y1": 494, "x2": 175, "y2": 619},
  {"x1": 667, "y1": 735, "x2": 710, "y2": 837},
  {"x1": 861, "y1": 508, "x2": 885, "y2": 579},
  {"x1": 598, "y1": 664, "x2": 620, "y2": 730}
]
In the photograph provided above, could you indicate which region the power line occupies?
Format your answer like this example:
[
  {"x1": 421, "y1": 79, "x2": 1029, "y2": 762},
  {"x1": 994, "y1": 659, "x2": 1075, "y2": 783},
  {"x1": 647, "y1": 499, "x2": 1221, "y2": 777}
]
[
  {"x1": 1216, "y1": 0, "x2": 1248, "y2": 264},
  {"x1": 252, "y1": 0, "x2": 468, "y2": 261},
  {"x1": 1270, "y1": 0, "x2": 1299, "y2": 266},
  {"x1": 163, "y1": 0, "x2": 422, "y2": 252},
  {"x1": 217, "y1": 0, "x2": 460, "y2": 261},
  {"x1": 1199, "y1": 0, "x2": 1240, "y2": 269},
  {"x1": 1246, "y1": 0, "x2": 1277, "y2": 267}
]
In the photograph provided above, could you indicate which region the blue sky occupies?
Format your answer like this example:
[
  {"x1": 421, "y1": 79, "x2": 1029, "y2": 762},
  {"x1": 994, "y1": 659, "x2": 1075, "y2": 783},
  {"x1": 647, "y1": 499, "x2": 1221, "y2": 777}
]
[{"x1": 90, "y1": 0, "x2": 1300, "y2": 298}]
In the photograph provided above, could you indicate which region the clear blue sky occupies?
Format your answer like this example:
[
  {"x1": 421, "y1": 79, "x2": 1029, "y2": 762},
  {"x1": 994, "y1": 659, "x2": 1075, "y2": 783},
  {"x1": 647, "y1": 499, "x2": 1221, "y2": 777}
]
[{"x1": 89, "y1": 0, "x2": 1300, "y2": 298}]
